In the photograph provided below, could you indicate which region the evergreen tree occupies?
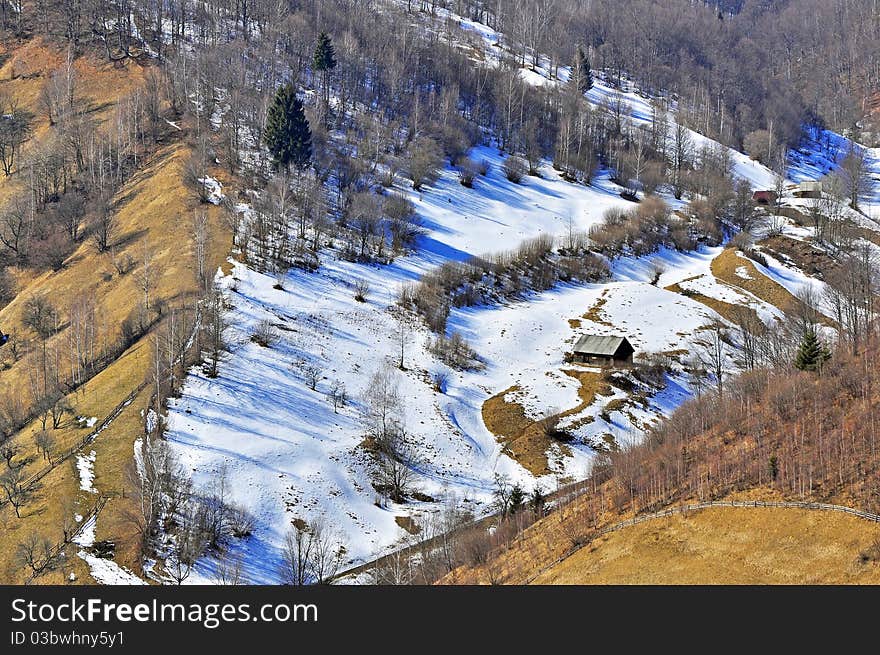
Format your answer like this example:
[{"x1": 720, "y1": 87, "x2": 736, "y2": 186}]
[
  {"x1": 263, "y1": 83, "x2": 312, "y2": 171},
  {"x1": 313, "y1": 31, "x2": 337, "y2": 73},
  {"x1": 313, "y1": 32, "x2": 337, "y2": 108},
  {"x1": 794, "y1": 326, "x2": 830, "y2": 372},
  {"x1": 509, "y1": 484, "x2": 525, "y2": 515},
  {"x1": 529, "y1": 486, "x2": 545, "y2": 518},
  {"x1": 570, "y1": 46, "x2": 593, "y2": 95}
]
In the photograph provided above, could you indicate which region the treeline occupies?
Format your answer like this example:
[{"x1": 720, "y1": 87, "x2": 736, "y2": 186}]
[
  {"x1": 472, "y1": 0, "x2": 879, "y2": 150},
  {"x1": 400, "y1": 233, "x2": 609, "y2": 333}
]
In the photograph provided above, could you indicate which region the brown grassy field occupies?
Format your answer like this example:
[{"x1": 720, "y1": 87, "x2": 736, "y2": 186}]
[
  {"x1": 711, "y1": 248, "x2": 836, "y2": 328},
  {"x1": 664, "y1": 279, "x2": 761, "y2": 326},
  {"x1": 481, "y1": 386, "x2": 559, "y2": 475},
  {"x1": 534, "y1": 506, "x2": 880, "y2": 584},
  {"x1": 441, "y1": 488, "x2": 880, "y2": 585},
  {"x1": 757, "y1": 234, "x2": 842, "y2": 280},
  {"x1": 580, "y1": 290, "x2": 614, "y2": 327},
  {"x1": 481, "y1": 370, "x2": 607, "y2": 475}
]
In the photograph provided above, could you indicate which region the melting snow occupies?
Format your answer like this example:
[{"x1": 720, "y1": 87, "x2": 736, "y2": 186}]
[{"x1": 76, "y1": 451, "x2": 97, "y2": 493}]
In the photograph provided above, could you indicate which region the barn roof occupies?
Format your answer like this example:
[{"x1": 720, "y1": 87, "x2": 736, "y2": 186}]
[{"x1": 573, "y1": 334, "x2": 632, "y2": 356}]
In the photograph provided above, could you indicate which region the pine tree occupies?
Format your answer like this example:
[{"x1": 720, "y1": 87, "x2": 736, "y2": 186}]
[
  {"x1": 529, "y1": 486, "x2": 545, "y2": 518},
  {"x1": 313, "y1": 31, "x2": 337, "y2": 108},
  {"x1": 313, "y1": 31, "x2": 337, "y2": 74},
  {"x1": 509, "y1": 484, "x2": 525, "y2": 515},
  {"x1": 263, "y1": 83, "x2": 312, "y2": 171},
  {"x1": 571, "y1": 46, "x2": 593, "y2": 95},
  {"x1": 794, "y1": 326, "x2": 830, "y2": 372}
]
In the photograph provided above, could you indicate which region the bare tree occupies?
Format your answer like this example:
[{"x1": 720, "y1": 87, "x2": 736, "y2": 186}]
[
  {"x1": 201, "y1": 288, "x2": 228, "y2": 378},
  {"x1": 362, "y1": 366, "x2": 402, "y2": 441},
  {"x1": 15, "y1": 531, "x2": 57, "y2": 578},
  {"x1": 694, "y1": 324, "x2": 730, "y2": 397},
  {"x1": 0, "y1": 463, "x2": 31, "y2": 518},
  {"x1": 327, "y1": 380, "x2": 348, "y2": 413},
  {"x1": 22, "y1": 294, "x2": 59, "y2": 340},
  {"x1": 0, "y1": 97, "x2": 33, "y2": 176},
  {"x1": 167, "y1": 504, "x2": 206, "y2": 585},
  {"x1": 91, "y1": 199, "x2": 116, "y2": 253},
  {"x1": 394, "y1": 311, "x2": 412, "y2": 370},
  {"x1": 34, "y1": 430, "x2": 56, "y2": 463},
  {"x1": 309, "y1": 518, "x2": 346, "y2": 584},
  {"x1": 302, "y1": 362, "x2": 322, "y2": 391},
  {"x1": 374, "y1": 426, "x2": 420, "y2": 504},
  {"x1": 280, "y1": 522, "x2": 314, "y2": 585},
  {"x1": 840, "y1": 144, "x2": 871, "y2": 211}
]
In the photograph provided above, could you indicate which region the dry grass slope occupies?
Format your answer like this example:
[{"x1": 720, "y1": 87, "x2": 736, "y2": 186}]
[
  {"x1": 711, "y1": 248, "x2": 836, "y2": 328},
  {"x1": 534, "y1": 506, "x2": 880, "y2": 584},
  {"x1": 0, "y1": 43, "x2": 231, "y2": 583}
]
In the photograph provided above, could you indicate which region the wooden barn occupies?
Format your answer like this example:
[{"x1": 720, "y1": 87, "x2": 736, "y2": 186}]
[
  {"x1": 571, "y1": 335, "x2": 635, "y2": 366},
  {"x1": 752, "y1": 190, "x2": 777, "y2": 205}
]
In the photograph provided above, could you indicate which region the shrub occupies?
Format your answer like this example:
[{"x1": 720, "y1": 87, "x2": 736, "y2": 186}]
[
  {"x1": 428, "y1": 332, "x2": 481, "y2": 370},
  {"x1": 251, "y1": 319, "x2": 278, "y2": 347},
  {"x1": 502, "y1": 155, "x2": 527, "y2": 183},
  {"x1": 354, "y1": 278, "x2": 370, "y2": 302},
  {"x1": 457, "y1": 158, "x2": 479, "y2": 188},
  {"x1": 407, "y1": 137, "x2": 443, "y2": 190},
  {"x1": 431, "y1": 370, "x2": 449, "y2": 393}
]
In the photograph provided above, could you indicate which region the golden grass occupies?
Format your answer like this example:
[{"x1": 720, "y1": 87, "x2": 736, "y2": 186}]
[
  {"x1": 665, "y1": 280, "x2": 761, "y2": 326},
  {"x1": 758, "y1": 235, "x2": 841, "y2": 280},
  {"x1": 711, "y1": 248, "x2": 835, "y2": 327},
  {"x1": 0, "y1": 39, "x2": 146, "y2": 210},
  {"x1": 0, "y1": 44, "x2": 231, "y2": 581},
  {"x1": 482, "y1": 372, "x2": 607, "y2": 475},
  {"x1": 581, "y1": 290, "x2": 614, "y2": 327},
  {"x1": 441, "y1": 485, "x2": 880, "y2": 585},
  {"x1": 482, "y1": 386, "x2": 552, "y2": 476},
  {"x1": 533, "y1": 506, "x2": 880, "y2": 584},
  {"x1": 395, "y1": 515, "x2": 422, "y2": 535}
]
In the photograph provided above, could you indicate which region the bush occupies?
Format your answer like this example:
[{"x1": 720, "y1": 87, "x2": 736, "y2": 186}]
[
  {"x1": 407, "y1": 137, "x2": 443, "y2": 190},
  {"x1": 502, "y1": 155, "x2": 527, "y2": 183},
  {"x1": 431, "y1": 370, "x2": 449, "y2": 393},
  {"x1": 228, "y1": 505, "x2": 255, "y2": 538},
  {"x1": 251, "y1": 319, "x2": 278, "y2": 347},
  {"x1": 354, "y1": 278, "x2": 370, "y2": 302},
  {"x1": 428, "y1": 332, "x2": 481, "y2": 370},
  {"x1": 457, "y1": 158, "x2": 479, "y2": 188}
]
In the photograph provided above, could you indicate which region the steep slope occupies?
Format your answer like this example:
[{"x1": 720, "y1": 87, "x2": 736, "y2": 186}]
[
  {"x1": 0, "y1": 42, "x2": 230, "y2": 583},
  {"x1": 161, "y1": 7, "x2": 880, "y2": 584},
  {"x1": 536, "y1": 505, "x2": 880, "y2": 585},
  {"x1": 440, "y1": 331, "x2": 880, "y2": 585}
]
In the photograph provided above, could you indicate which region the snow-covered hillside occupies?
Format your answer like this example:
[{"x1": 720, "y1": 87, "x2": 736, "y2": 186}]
[
  {"x1": 166, "y1": 155, "x2": 755, "y2": 583},
  {"x1": 161, "y1": 8, "x2": 880, "y2": 584}
]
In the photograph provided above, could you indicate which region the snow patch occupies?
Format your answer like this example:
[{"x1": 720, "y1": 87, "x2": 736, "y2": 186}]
[
  {"x1": 76, "y1": 450, "x2": 97, "y2": 493},
  {"x1": 199, "y1": 176, "x2": 225, "y2": 205}
]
